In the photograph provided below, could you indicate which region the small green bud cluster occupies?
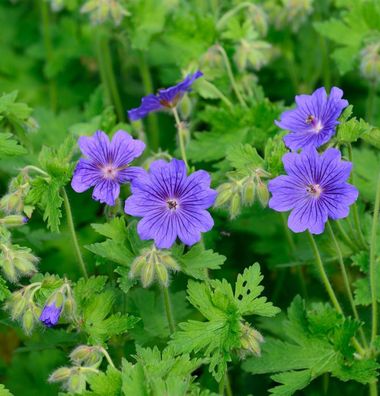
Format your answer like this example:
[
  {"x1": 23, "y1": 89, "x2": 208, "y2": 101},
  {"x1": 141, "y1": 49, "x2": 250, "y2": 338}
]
[
  {"x1": 214, "y1": 169, "x2": 271, "y2": 219},
  {"x1": 0, "y1": 243, "x2": 39, "y2": 282},
  {"x1": 0, "y1": 173, "x2": 32, "y2": 217},
  {"x1": 360, "y1": 42, "x2": 380, "y2": 83},
  {"x1": 129, "y1": 245, "x2": 180, "y2": 288},
  {"x1": 49, "y1": 345, "x2": 109, "y2": 393},
  {"x1": 4, "y1": 282, "x2": 42, "y2": 335},
  {"x1": 80, "y1": 0, "x2": 130, "y2": 26},
  {"x1": 237, "y1": 321, "x2": 264, "y2": 358}
]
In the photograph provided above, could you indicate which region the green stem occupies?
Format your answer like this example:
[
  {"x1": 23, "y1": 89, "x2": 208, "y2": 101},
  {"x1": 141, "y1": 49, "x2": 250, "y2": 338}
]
[
  {"x1": 347, "y1": 144, "x2": 367, "y2": 249},
  {"x1": 280, "y1": 213, "x2": 307, "y2": 298},
  {"x1": 172, "y1": 107, "x2": 189, "y2": 170},
  {"x1": 218, "y1": 374, "x2": 225, "y2": 396},
  {"x1": 162, "y1": 286, "x2": 175, "y2": 334},
  {"x1": 100, "y1": 35, "x2": 125, "y2": 122},
  {"x1": 39, "y1": 0, "x2": 57, "y2": 112},
  {"x1": 307, "y1": 232, "x2": 343, "y2": 313},
  {"x1": 369, "y1": 382, "x2": 378, "y2": 396},
  {"x1": 335, "y1": 220, "x2": 359, "y2": 251},
  {"x1": 62, "y1": 188, "x2": 88, "y2": 279},
  {"x1": 366, "y1": 81, "x2": 377, "y2": 124},
  {"x1": 99, "y1": 347, "x2": 116, "y2": 368},
  {"x1": 96, "y1": 34, "x2": 113, "y2": 107},
  {"x1": 307, "y1": 231, "x2": 365, "y2": 356},
  {"x1": 216, "y1": 2, "x2": 253, "y2": 30},
  {"x1": 216, "y1": 45, "x2": 247, "y2": 107},
  {"x1": 370, "y1": 172, "x2": 380, "y2": 348},
  {"x1": 139, "y1": 53, "x2": 160, "y2": 150},
  {"x1": 225, "y1": 372, "x2": 233, "y2": 396},
  {"x1": 327, "y1": 222, "x2": 368, "y2": 348}
]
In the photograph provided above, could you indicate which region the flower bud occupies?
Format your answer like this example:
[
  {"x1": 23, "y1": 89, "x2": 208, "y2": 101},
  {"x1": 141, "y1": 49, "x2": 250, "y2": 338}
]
[
  {"x1": 249, "y1": 4, "x2": 268, "y2": 37},
  {"x1": 179, "y1": 93, "x2": 192, "y2": 119},
  {"x1": 63, "y1": 296, "x2": 76, "y2": 319},
  {"x1": 0, "y1": 215, "x2": 28, "y2": 227},
  {"x1": 215, "y1": 183, "x2": 233, "y2": 208},
  {"x1": 10, "y1": 295, "x2": 27, "y2": 320},
  {"x1": 0, "y1": 245, "x2": 38, "y2": 282},
  {"x1": 160, "y1": 254, "x2": 180, "y2": 272},
  {"x1": 156, "y1": 263, "x2": 169, "y2": 287},
  {"x1": 360, "y1": 42, "x2": 380, "y2": 82},
  {"x1": 67, "y1": 372, "x2": 87, "y2": 394},
  {"x1": 48, "y1": 367, "x2": 72, "y2": 383},
  {"x1": 22, "y1": 309, "x2": 35, "y2": 335},
  {"x1": 70, "y1": 345, "x2": 102, "y2": 367},
  {"x1": 229, "y1": 193, "x2": 241, "y2": 219},
  {"x1": 141, "y1": 261, "x2": 155, "y2": 288},
  {"x1": 257, "y1": 181, "x2": 269, "y2": 207},
  {"x1": 238, "y1": 322, "x2": 264, "y2": 358},
  {"x1": 129, "y1": 256, "x2": 147, "y2": 279},
  {"x1": 243, "y1": 179, "x2": 256, "y2": 205},
  {"x1": 2, "y1": 256, "x2": 17, "y2": 283}
]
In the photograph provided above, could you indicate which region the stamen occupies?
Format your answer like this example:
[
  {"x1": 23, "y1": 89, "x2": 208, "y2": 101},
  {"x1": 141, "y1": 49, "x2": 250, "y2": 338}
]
[
  {"x1": 167, "y1": 199, "x2": 178, "y2": 210},
  {"x1": 306, "y1": 184, "x2": 323, "y2": 198}
]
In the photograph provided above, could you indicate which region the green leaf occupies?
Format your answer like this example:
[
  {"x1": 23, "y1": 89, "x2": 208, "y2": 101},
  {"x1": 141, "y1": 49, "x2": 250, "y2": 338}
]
[
  {"x1": 269, "y1": 370, "x2": 311, "y2": 396},
  {"x1": 87, "y1": 366, "x2": 122, "y2": 396},
  {"x1": 74, "y1": 276, "x2": 108, "y2": 307},
  {"x1": 226, "y1": 144, "x2": 264, "y2": 171},
  {"x1": 235, "y1": 263, "x2": 280, "y2": 317},
  {"x1": 91, "y1": 217, "x2": 128, "y2": 242},
  {"x1": 0, "y1": 133, "x2": 27, "y2": 158},
  {"x1": 0, "y1": 384, "x2": 14, "y2": 396},
  {"x1": 0, "y1": 275, "x2": 10, "y2": 302},
  {"x1": 85, "y1": 240, "x2": 134, "y2": 267},
  {"x1": 337, "y1": 118, "x2": 369, "y2": 144},
  {"x1": 177, "y1": 244, "x2": 226, "y2": 280}
]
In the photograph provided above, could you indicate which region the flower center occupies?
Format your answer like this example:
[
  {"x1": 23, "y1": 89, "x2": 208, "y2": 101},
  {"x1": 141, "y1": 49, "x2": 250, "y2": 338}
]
[
  {"x1": 306, "y1": 184, "x2": 323, "y2": 198},
  {"x1": 101, "y1": 164, "x2": 118, "y2": 180},
  {"x1": 305, "y1": 115, "x2": 323, "y2": 133},
  {"x1": 166, "y1": 199, "x2": 179, "y2": 210}
]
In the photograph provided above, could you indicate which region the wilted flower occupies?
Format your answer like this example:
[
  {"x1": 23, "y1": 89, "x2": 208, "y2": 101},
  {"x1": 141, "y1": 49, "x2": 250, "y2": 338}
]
[
  {"x1": 81, "y1": 0, "x2": 130, "y2": 26},
  {"x1": 268, "y1": 148, "x2": 358, "y2": 234},
  {"x1": 276, "y1": 87, "x2": 348, "y2": 150},
  {"x1": 360, "y1": 42, "x2": 380, "y2": 82},
  {"x1": 124, "y1": 159, "x2": 217, "y2": 249},
  {"x1": 128, "y1": 71, "x2": 203, "y2": 121},
  {"x1": 71, "y1": 130, "x2": 145, "y2": 206}
]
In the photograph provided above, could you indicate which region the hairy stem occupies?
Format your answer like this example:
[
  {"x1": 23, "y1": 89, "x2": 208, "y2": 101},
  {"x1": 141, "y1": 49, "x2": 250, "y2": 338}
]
[
  {"x1": 216, "y1": 45, "x2": 247, "y2": 107},
  {"x1": 62, "y1": 188, "x2": 88, "y2": 279},
  {"x1": 369, "y1": 382, "x2": 378, "y2": 396},
  {"x1": 335, "y1": 220, "x2": 359, "y2": 251},
  {"x1": 327, "y1": 222, "x2": 368, "y2": 348},
  {"x1": 139, "y1": 53, "x2": 160, "y2": 150},
  {"x1": 281, "y1": 213, "x2": 307, "y2": 298},
  {"x1": 370, "y1": 172, "x2": 380, "y2": 349},
  {"x1": 307, "y1": 231, "x2": 365, "y2": 355},
  {"x1": 172, "y1": 107, "x2": 189, "y2": 170},
  {"x1": 347, "y1": 144, "x2": 367, "y2": 249},
  {"x1": 100, "y1": 35, "x2": 125, "y2": 122},
  {"x1": 162, "y1": 286, "x2": 176, "y2": 334},
  {"x1": 99, "y1": 347, "x2": 116, "y2": 368},
  {"x1": 366, "y1": 81, "x2": 377, "y2": 124}
]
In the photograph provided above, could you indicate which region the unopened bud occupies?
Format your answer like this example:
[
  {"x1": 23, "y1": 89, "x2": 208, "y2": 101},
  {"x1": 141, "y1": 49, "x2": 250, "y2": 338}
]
[
  {"x1": 229, "y1": 193, "x2": 241, "y2": 219},
  {"x1": 243, "y1": 179, "x2": 255, "y2": 205},
  {"x1": 238, "y1": 322, "x2": 264, "y2": 358},
  {"x1": 2, "y1": 256, "x2": 17, "y2": 283},
  {"x1": 215, "y1": 184, "x2": 233, "y2": 207},
  {"x1": 249, "y1": 4, "x2": 268, "y2": 36},
  {"x1": 141, "y1": 261, "x2": 155, "y2": 288},
  {"x1": 129, "y1": 256, "x2": 147, "y2": 279},
  {"x1": 22, "y1": 309, "x2": 35, "y2": 335},
  {"x1": 160, "y1": 254, "x2": 180, "y2": 272},
  {"x1": 360, "y1": 42, "x2": 380, "y2": 82},
  {"x1": 11, "y1": 295, "x2": 27, "y2": 320},
  {"x1": 179, "y1": 93, "x2": 192, "y2": 120},
  {"x1": 49, "y1": 367, "x2": 72, "y2": 383},
  {"x1": 70, "y1": 345, "x2": 102, "y2": 366},
  {"x1": 156, "y1": 263, "x2": 169, "y2": 287},
  {"x1": 63, "y1": 297, "x2": 76, "y2": 318},
  {"x1": 67, "y1": 372, "x2": 87, "y2": 394},
  {"x1": 257, "y1": 181, "x2": 269, "y2": 207}
]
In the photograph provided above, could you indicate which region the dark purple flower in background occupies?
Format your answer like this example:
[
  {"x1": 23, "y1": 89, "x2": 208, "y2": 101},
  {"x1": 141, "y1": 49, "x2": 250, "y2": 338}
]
[
  {"x1": 71, "y1": 130, "x2": 145, "y2": 206},
  {"x1": 124, "y1": 159, "x2": 217, "y2": 248},
  {"x1": 276, "y1": 87, "x2": 348, "y2": 150},
  {"x1": 268, "y1": 148, "x2": 358, "y2": 234},
  {"x1": 39, "y1": 302, "x2": 63, "y2": 327},
  {"x1": 128, "y1": 71, "x2": 203, "y2": 121}
]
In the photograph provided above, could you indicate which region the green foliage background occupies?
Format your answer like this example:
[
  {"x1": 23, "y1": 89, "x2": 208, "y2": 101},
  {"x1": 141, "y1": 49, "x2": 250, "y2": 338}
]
[{"x1": 1, "y1": 0, "x2": 380, "y2": 395}]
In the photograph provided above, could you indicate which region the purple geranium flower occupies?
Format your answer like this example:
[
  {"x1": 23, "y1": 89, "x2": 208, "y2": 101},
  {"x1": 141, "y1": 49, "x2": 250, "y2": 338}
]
[
  {"x1": 71, "y1": 130, "x2": 145, "y2": 206},
  {"x1": 268, "y1": 148, "x2": 358, "y2": 234},
  {"x1": 276, "y1": 87, "x2": 348, "y2": 150},
  {"x1": 39, "y1": 302, "x2": 63, "y2": 327},
  {"x1": 124, "y1": 159, "x2": 217, "y2": 248},
  {"x1": 128, "y1": 71, "x2": 203, "y2": 121}
]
